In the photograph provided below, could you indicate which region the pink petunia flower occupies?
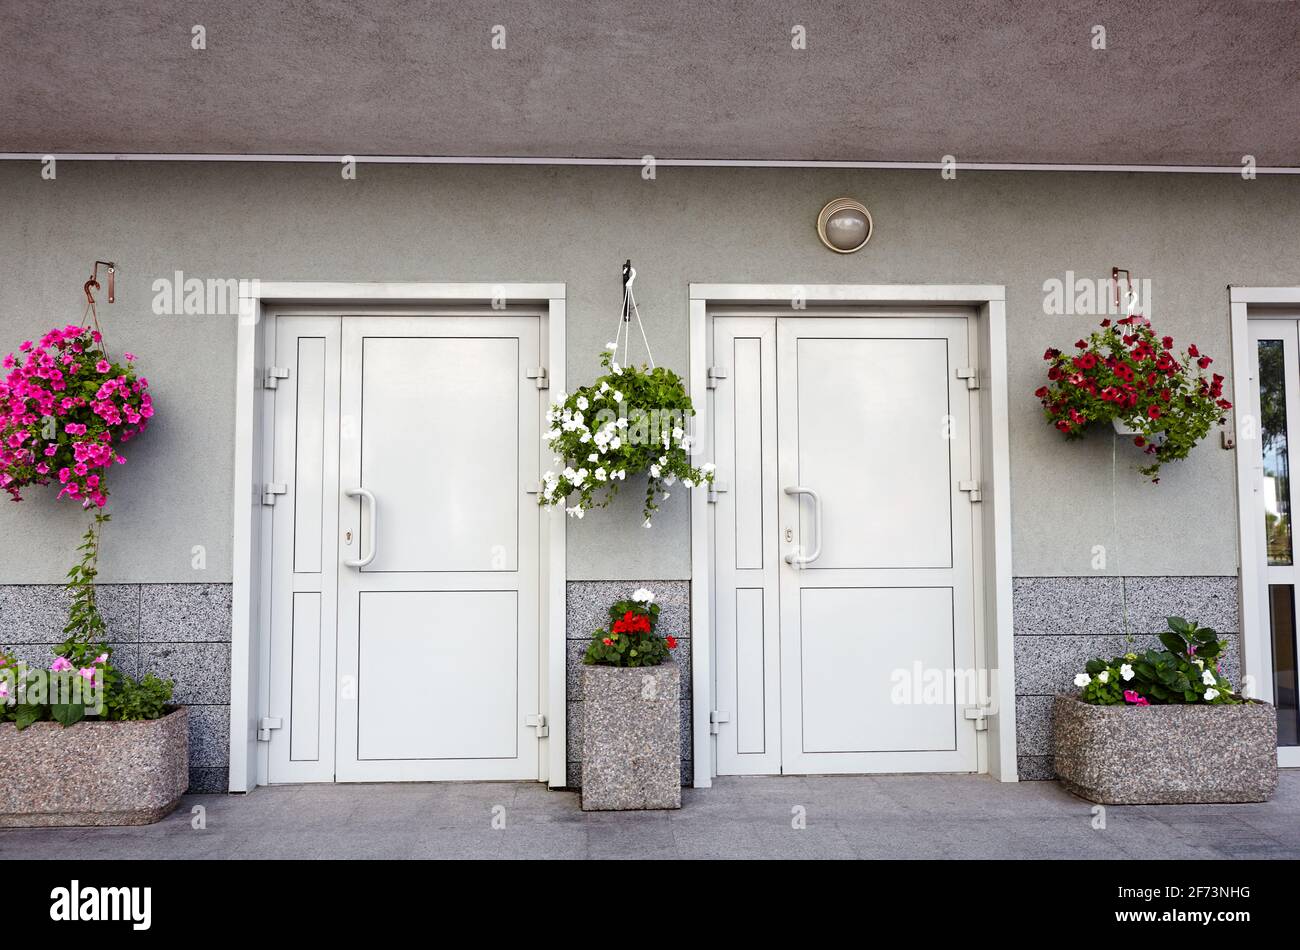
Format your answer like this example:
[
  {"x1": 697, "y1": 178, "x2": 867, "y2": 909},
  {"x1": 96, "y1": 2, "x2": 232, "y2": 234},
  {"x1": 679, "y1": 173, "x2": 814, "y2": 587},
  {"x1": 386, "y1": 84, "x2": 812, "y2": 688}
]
[{"x1": 49, "y1": 656, "x2": 74, "y2": 672}]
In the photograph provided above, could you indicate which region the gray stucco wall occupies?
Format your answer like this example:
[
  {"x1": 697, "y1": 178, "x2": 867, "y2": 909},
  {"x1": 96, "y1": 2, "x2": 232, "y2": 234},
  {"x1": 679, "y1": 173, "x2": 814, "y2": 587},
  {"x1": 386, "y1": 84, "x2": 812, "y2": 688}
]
[{"x1": 1, "y1": 162, "x2": 1297, "y2": 586}]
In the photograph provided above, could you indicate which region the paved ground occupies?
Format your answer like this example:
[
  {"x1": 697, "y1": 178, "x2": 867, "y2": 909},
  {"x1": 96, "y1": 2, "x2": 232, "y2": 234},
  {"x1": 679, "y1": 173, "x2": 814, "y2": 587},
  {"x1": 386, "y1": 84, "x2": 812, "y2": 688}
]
[{"x1": 4, "y1": 772, "x2": 1298, "y2": 859}]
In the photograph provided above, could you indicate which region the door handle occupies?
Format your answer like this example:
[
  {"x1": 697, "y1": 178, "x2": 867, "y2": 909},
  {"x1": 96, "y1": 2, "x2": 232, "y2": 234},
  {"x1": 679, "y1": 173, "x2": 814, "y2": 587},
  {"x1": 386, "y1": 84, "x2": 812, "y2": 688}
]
[
  {"x1": 344, "y1": 487, "x2": 377, "y2": 568},
  {"x1": 783, "y1": 486, "x2": 822, "y2": 567}
]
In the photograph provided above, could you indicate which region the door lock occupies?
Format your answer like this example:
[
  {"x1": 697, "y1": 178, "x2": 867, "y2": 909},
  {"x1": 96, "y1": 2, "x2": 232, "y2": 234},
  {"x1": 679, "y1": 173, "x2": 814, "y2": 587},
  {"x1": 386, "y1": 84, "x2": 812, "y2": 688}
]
[
  {"x1": 344, "y1": 530, "x2": 353, "y2": 545},
  {"x1": 784, "y1": 527, "x2": 794, "y2": 543}
]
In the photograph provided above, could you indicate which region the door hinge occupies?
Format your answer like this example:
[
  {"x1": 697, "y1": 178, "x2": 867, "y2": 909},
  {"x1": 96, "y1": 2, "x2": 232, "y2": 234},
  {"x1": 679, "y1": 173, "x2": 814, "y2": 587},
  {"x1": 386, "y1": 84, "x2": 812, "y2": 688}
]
[
  {"x1": 257, "y1": 717, "x2": 283, "y2": 741},
  {"x1": 709, "y1": 710, "x2": 730, "y2": 734},
  {"x1": 525, "y1": 713, "x2": 549, "y2": 737},
  {"x1": 963, "y1": 705, "x2": 991, "y2": 732},
  {"x1": 707, "y1": 480, "x2": 729, "y2": 503},
  {"x1": 262, "y1": 482, "x2": 288, "y2": 506},
  {"x1": 958, "y1": 479, "x2": 982, "y2": 502},
  {"x1": 956, "y1": 367, "x2": 980, "y2": 390},
  {"x1": 526, "y1": 367, "x2": 549, "y2": 390},
  {"x1": 706, "y1": 366, "x2": 728, "y2": 389},
  {"x1": 263, "y1": 366, "x2": 291, "y2": 389}
]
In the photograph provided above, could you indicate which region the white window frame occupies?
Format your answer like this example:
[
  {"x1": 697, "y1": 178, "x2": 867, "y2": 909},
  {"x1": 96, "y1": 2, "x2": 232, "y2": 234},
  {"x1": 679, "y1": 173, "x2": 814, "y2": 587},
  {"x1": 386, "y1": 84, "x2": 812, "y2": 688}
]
[
  {"x1": 687, "y1": 284, "x2": 1017, "y2": 784},
  {"x1": 1230, "y1": 286, "x2": 1300, "y2": 768},
  {"x1": 228, "y1": 282, "x2": 568, "y2": 791}
]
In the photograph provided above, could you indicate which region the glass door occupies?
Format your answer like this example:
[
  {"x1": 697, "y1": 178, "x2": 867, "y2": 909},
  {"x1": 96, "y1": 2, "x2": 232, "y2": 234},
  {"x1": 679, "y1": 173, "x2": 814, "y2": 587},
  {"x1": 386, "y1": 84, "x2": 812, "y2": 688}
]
[{"x1": 1248, "y1": 319, "x2": 1300, "y2": 760}]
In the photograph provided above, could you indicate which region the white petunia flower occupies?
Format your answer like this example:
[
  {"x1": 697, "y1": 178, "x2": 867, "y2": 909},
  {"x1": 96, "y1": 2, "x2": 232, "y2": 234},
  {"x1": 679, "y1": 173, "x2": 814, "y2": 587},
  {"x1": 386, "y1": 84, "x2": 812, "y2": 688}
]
[
  {"x1": 684, "y1": 478, "x2": 694, "y2": 488},
  {"x1": 672, "y1": 426, "x2": 683, "y2": 441},
  {"x1": 1097, "y1": 670, "x2": 1109, "y2": 683},
  {"x1": 579, "y1": 432, "x2": 591, "y2": 443},
  {"x1": 566, "y1": 505, "x2": 585, "y2": 519},
  {"x1": 611, "y1": 362, "x2": 622, "y2": 375},
  {"x1": 594, "y1": 467, "x2": 606, "y2": 481},
  {"x1": 643, "y1": 518, "x2": 652, "y2": 528},
  {"x1": 600, "y1": 381, "x2": 610, "y2": 392},
  {"x1": 614, "y1": 470, "x2": 626, "y2": 480},
  {"x1": 650, "y1": 464, "x2": 661, "y2": 478},
  {"x1": 613, "y1": 390, "x2": 623, "y2": 402},
  {"x1": 1202, "y1": 670, "x2": 1217, "y2": 686},
  {"x1": 576, "y1": 396, "x2": 588, "y2": 411},
  {"x1": 1074, "y1": 673, "x2": 1091, "y2": 688},
  {"x1": 1120, "y1": 663, "x2": 1134, "y2": 681},
  {"x1": 610, "y1": 436, "x2": 621, "y2": 450},
  {"x1": 1204, "y1": 687, "x2": 1219, "y2": 701},
  {"x1": 587, "y1": 453, "x2": 598, "y2": 462},
  {"x1": 701, "y1": 462, "x2": 716, "y2": 473}
]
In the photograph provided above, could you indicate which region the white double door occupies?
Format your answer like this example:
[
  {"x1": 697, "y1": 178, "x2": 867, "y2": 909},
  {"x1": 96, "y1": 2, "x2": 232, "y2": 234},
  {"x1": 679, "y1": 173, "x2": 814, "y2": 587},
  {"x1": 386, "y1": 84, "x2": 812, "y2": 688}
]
[
  {"x1": 265, "y1": 314, "x2": 543, "y2": 783},
  {"x1": 713, "y1": 313, "x2": 981, "y2": 775}
]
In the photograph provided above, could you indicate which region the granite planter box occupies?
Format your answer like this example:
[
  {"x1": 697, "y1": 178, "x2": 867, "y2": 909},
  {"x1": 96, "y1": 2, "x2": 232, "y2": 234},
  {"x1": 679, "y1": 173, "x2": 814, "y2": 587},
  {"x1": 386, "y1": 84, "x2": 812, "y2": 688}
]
[
  {"x1": 0, "y1": 707, "x2": 189, "y2": 826},
  {"x1": 581, "y1": 658, "x2": 681, "y2": 811},
  {"x1": 1052, "y1": 694, "x2": 1278, "y2": 804}
]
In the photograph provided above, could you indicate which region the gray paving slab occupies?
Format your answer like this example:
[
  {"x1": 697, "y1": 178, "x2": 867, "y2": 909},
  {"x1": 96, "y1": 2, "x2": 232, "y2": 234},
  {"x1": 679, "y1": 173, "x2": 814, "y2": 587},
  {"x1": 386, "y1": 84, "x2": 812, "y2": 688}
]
[{"x1": 1, "y1": 772, "x2": 1296, "y2": 860}]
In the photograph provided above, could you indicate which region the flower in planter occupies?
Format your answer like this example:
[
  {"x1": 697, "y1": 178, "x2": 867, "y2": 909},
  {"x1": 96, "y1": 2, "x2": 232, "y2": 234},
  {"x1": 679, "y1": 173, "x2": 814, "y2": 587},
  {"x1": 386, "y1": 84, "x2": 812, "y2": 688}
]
[
  {"x1": 0, "y1": 642, "x2": 173, "y2": 728},
  {"x1": 582, "y1": 591, "x2": 678, "y2": 668},
  {"x1": 1074, "y1": 616, "x2": 1241, "y2": 706},
  {"x1": 0, "y1": 325, "x2": 152, "y2": 508},
  {"x1": 540, "y1": 348, "x2": 714, "y2": 523},
  {"x1": 1036, "y1": 315, "x2": 1230, "y2": 481}
]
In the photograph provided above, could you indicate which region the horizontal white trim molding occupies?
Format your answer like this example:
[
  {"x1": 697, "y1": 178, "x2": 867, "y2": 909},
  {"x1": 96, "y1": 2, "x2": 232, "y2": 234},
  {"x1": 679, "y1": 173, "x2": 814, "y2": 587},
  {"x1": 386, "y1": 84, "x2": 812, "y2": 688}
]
[
  {"x1": 3, "y1": 153, "x2": 1299, "y2": 175},
  {"x1": 691, "y1": 283, "x2": 1006, "y2": 303},
  {"x1": 1229, "y1": 286, "x2": 1300, "y2": 304}
]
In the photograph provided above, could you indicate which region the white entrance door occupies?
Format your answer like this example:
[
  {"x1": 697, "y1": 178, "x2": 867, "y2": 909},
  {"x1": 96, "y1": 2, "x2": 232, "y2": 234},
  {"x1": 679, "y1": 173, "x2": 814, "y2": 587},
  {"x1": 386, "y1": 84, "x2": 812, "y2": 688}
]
[
  {"x1": 713, "y1": 313, "x2": 981, "y2": 775},
  {"x1": 1244, "y1": 317, "x2": 1300, "y2": 766},
  {"x1": 265, "y1": 313, "x2": 544, "y2": 783}
]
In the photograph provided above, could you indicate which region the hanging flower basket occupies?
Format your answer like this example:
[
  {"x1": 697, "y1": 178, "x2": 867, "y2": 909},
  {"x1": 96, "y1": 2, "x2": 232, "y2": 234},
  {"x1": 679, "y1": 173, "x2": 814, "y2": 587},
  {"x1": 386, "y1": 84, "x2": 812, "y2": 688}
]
[
  {"x1": 539, "y1": 263, "x2": 713, "y2": 524},
  {"x1": 1035, "y1": 314, "x2": 1230, "y2": 481},
  {"x1": 0, "y1": 324, "x2": 152, "y2": 508}
]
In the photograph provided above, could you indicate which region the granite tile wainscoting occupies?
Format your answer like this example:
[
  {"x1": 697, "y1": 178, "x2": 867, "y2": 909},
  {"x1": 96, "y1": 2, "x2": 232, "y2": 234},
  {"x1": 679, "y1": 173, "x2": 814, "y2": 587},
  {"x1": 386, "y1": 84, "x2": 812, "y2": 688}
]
[
  {"x1": 566, "y1": 581, "x2": 692, "y2": 789},
  {"x1": 1012, "y1": 576, "x2": 1241, "y2": 781},
  {"x1": 0, "y1": 583, "x2": 232, "y2": 793}
]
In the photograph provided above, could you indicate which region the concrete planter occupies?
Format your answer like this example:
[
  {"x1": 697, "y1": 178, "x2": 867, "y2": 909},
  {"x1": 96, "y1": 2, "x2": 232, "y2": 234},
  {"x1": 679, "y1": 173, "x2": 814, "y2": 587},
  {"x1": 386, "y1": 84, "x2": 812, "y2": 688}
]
[
  {"x1": 1052, "y1": 694, "x2": 1278, "y2": 804},
  {"x1": 0, "y1": 707, "x2": 189, "y2": 826},
  {"x1": 581, "y1": 658, "x2": 680, "y2": 811}
]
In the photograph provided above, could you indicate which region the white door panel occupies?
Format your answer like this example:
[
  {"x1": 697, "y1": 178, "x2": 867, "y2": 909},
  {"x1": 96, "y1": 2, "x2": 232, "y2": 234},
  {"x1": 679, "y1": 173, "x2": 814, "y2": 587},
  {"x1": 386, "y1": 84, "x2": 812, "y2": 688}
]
[
  {"x1": 267, "y1": 312, "x2": 544, "y2": 784},
  {"x1": 359, "y1": 337, "x2": 519, "y2": 574},
  {"x1": 266, "y1": 318, "x2": 342, "y2": 783},
  {"x1": 712, "y1": 312, "x2": 981, "y2": 777},
  {"x1": 356, "y1": 590, "x2": 519, "y2": 760},
  {"x1": 794, "y1": 338, "x2": 953, "y2": 569},
  {"x1": 337, "y1": 316, "x2": 541, "y2": 782},
  {"x1": 712, "y1": 319, "x2": 782, "y2": 775}
]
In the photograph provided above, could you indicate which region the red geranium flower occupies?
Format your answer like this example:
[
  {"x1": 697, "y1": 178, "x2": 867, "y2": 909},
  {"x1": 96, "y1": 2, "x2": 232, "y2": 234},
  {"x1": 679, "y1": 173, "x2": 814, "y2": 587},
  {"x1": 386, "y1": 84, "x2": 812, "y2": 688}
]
[{"x1": 665, "y1": 635, "x2": 678, "y2": 649}]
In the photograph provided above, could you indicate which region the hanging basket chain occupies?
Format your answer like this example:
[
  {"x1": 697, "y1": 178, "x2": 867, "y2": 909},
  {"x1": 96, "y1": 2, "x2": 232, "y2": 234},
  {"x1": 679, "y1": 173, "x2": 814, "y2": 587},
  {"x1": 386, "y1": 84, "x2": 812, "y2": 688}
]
[{"x1": 609, "y1": 259, "x2": 655, "y2": 370}]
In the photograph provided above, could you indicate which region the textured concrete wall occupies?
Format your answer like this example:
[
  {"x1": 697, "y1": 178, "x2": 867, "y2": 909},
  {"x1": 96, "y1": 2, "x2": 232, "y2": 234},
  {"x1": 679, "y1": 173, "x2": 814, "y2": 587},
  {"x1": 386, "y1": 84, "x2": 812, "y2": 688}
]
[
  {"x1": 0, "y1": 583, "x2": 231, "y2": 792},
  {"x1": 1012, "y1": 576, "x2": 1241, "y2": 780},
  {"x1": 1, "y1": 162, "x2": 1296, "y2": 586}
]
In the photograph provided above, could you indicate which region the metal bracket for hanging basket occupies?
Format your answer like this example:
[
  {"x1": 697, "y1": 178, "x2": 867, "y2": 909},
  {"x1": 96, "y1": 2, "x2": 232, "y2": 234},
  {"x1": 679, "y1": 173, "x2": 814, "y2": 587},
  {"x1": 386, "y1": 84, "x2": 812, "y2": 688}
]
[{"x1": 84, "y1": 260, "x2": 116, "y2": 306}]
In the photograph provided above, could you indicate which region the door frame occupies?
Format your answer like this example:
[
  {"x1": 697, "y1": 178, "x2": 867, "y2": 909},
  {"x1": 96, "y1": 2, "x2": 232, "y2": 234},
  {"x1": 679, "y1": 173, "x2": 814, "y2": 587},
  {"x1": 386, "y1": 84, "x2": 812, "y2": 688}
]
[
  {"x1": 229, "y1": 282, "x2": 568, "y2": 791},
  {"x1": 1230, "y1": 285, "x2": 1300, "y2": 768},
  {"x1": 687, "y1": 284, "x2": 1016, "y2": 785}
]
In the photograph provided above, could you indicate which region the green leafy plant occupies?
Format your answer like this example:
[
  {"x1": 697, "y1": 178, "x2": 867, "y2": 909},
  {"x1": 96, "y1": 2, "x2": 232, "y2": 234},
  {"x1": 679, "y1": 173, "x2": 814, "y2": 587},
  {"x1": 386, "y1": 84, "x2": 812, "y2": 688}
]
[
  {"x1": 64, "y1": 511, "x2": 110, "y2": 644},
  {"x1": 0, "y1": 642, "x2": 174, "y2": 729},
  {"x1": 1075, "y1": 617, "x2": 1241, "y2": 706},
  {"x1": 583, "y1": 589, "x2": 678, "y2": 668},
  {"x1": 540, "y1": 346, "x2": 714, "y2": 524},
  {"x1": 1036, "y1": 315, "x2": 1231, "y2": 481}
]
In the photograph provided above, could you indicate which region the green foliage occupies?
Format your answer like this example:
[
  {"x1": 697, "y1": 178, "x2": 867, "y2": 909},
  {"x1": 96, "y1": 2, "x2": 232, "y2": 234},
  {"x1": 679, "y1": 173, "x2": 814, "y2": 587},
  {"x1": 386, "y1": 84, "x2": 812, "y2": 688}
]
[
  {"x1": 1076, "y1": 617, "x2": 1241, "y2": 707},
  {"x1": 540, "y1": 348, "x2": 714, "y2": 523},
  {"x1": 582, "y1": 593, "x2": 677, "y2": 668},
  {"x1": 105, "y1": 673, "x2": 173, "y2": 722},
  {"x1": 0, "y1": 641, "x2": 174, "y2": 729},
  {"x1": 64, "y1": 512, "x2": 110, "y2": 643}
]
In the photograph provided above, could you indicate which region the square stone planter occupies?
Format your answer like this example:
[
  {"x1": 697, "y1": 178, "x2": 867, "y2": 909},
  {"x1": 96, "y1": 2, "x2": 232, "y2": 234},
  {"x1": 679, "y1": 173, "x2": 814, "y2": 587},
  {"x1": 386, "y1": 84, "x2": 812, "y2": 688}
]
[
  {"x1": 0, "y1": 707, "x2": 189, "y2": 826},
  {"x1": 1052, "y1": 694, "x2": 1278, "y2": 804},
  {"x1": 581, "y1": 658, "x2": 681, "y2": 810}
]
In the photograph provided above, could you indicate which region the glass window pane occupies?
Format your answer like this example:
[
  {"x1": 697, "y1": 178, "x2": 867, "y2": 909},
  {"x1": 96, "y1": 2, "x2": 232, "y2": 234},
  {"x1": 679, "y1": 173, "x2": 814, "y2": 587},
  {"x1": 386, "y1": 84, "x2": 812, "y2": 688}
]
[
  {"x1": 1258, "y1": 340, "x2": 1292, "y2": 565},
  {"x1": 1268, "y1": 584, "x2": 1299, "y2": 747}
]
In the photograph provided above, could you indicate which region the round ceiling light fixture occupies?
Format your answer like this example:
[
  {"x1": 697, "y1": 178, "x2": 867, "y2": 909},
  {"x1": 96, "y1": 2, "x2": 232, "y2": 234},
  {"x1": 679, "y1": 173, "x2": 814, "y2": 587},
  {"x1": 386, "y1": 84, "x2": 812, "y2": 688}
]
[{"x1": 816, "y1": 197, "x2": 873, "y2": 253}]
